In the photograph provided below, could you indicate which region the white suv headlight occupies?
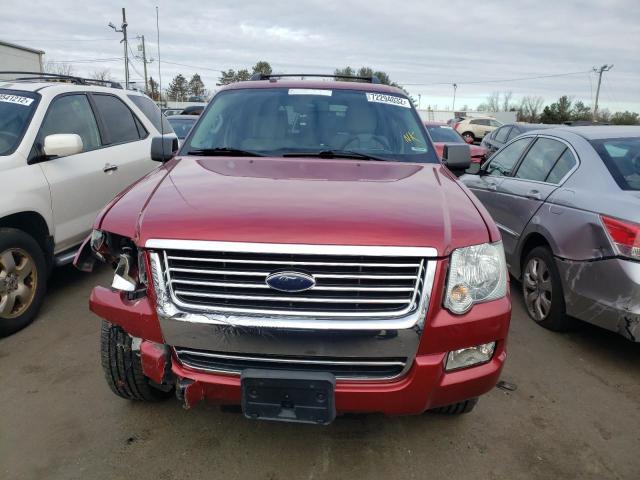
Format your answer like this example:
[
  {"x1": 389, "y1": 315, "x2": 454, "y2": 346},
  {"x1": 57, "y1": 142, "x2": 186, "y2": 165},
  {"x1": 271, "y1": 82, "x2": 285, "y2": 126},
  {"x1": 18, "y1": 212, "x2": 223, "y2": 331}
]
[{"x1": 444, "y1": 241, "x2": 507, "y2": 314}]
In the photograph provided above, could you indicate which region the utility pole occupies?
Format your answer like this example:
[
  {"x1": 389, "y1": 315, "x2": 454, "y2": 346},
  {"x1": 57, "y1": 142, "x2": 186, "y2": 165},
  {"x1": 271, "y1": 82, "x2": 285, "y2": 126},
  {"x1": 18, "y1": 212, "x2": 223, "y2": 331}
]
[
  {"x1": 593, "y1": 64, "x2": 613, "y2": 121},
  {"x1": 108, "y1": 8, "x2": 129, "y2": 89},
  {"x1": 137, "y1": 35, "x2": 151, "y2": 93},
  {"x1": 452, "y1": 83, "x2": 458, "y2": 112}
]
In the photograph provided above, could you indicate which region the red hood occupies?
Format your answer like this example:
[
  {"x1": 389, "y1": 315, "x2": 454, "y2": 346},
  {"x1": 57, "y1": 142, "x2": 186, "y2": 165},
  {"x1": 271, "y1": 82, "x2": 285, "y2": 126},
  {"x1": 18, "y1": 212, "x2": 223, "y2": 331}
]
[
  {"x1": 100, "y1": 157, "x2": 491, "y2": 256},
  {"x1": 434, "y1": 142, "x2": 487, "y2": 162}
]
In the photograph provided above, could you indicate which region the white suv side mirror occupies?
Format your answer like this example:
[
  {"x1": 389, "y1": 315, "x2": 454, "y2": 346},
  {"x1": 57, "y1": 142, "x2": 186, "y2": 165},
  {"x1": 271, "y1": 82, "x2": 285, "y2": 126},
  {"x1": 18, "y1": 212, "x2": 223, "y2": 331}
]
[{"x1": 43, "y1": 134, "x2": 83, "y2": 157}]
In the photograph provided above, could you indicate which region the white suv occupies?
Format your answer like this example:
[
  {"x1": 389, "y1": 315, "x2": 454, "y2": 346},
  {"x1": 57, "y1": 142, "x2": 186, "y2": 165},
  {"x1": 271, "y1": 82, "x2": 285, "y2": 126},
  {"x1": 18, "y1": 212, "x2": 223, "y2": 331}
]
[
  {"x1": 0, "y1": 73, "x2": 173, "y2": 335},
  {"x1": 454, "y1": 117, "x2": 502, "y2": 143}
]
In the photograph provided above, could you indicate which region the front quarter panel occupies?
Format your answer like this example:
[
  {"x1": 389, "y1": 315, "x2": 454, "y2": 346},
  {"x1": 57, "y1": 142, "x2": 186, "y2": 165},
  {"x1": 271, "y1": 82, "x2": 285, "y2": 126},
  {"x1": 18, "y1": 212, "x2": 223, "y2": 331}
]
[{"x1": 96, "y1": 159, "x2": 175, "y2": 242}]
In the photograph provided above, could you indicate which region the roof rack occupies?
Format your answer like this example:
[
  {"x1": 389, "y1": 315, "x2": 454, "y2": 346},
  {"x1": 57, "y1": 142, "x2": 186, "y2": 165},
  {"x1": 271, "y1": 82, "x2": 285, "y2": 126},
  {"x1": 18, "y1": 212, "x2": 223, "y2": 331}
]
[
  {"x1": 0, "y1": 71, "x2": 123, "y2": 89},
  {"x1": 249, "y1": 73, "x2": 381, "y2": 84}
]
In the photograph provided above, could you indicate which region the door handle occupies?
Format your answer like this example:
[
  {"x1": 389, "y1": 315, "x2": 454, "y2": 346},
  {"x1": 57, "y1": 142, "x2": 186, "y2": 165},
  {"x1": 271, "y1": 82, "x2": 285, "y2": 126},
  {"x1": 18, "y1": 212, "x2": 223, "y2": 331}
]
[
  {"x1": 526, "y1": 189, "x2": 541, "y2": 200},
  {"x1": 103, "y1": 163, "x2": 118, "y2": 173}
]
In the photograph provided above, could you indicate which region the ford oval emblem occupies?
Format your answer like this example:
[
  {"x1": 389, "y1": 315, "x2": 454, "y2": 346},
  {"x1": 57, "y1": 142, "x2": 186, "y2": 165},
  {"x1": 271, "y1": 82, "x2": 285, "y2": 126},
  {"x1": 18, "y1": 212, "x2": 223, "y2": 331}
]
[{"x1": 265, "y1": 271, "x2": 316, "y2": 292}]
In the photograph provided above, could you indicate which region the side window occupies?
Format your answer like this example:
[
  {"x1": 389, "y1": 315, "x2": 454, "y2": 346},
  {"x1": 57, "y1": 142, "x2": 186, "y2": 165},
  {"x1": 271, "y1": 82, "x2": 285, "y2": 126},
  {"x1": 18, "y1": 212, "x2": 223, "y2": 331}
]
[
  {"x1": 37, "y1": 94, "x2": 101, "y2": 155},
  {"x1": 485, "y1": 137, "x2": 531, "y2": 177},
  {"x1": 515, "y1": 137, "x2": 567, "y2": 182},
  {"x1": 490, "y1": 120, "x2": 502, "y2": 127},
  {"x1": 506, "y1": 127, "x2": 520, "y2": 141},
  {"x1": 127, "y1": 94, "x2": 173, "y2": 134},
  {"x1": 546, "y1": 148, "x2": 577, "y2": 183},
  {"x1": 494, "y1": 126, "x2": 511, "y2": 143},
  {"x1": 469, "y1": 119, "x2": 480, "y2": 125},
  {"x1": 92, "y1": 94, "x2": 145, "y2": 144}
]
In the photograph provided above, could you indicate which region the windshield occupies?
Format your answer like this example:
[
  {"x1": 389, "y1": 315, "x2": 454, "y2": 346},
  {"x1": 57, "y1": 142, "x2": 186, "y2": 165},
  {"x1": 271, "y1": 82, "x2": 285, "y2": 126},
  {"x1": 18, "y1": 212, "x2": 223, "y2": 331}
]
[
  {"x1": 425, "y1": 124, "x2": 464, "y2": 143},
  {"x1": 168, "y1": 117, "x2": 197, "y2": 139},
  {"x1": 184, "y1": 87, "x2": 438, "y2": 163},
  {"x1": 0, "y1": 89, "x2": 39, "y2": 156},
  {"x1": 590, "y1": 137, "x2": 640, "y2": 191}
]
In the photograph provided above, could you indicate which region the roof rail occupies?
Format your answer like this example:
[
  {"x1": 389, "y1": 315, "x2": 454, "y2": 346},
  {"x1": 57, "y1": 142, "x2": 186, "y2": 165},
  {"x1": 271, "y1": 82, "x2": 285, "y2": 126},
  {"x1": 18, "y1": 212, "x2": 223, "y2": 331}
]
[
  {"x1": 249, "y1": 73, "x2": 381, "y2": 84},
  {"x1": 0, "y1": 71, "x2": 123, "y2": 89}
]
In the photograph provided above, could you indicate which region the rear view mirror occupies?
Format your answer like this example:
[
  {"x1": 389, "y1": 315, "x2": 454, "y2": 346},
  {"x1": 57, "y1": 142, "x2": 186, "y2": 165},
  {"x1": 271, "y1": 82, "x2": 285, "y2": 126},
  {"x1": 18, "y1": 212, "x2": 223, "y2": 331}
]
[
  {"x1": 151, "y1": 135, "x2": 179, "y2": 162},
  {"x1": 442, "y1": 144, "x2": 471, "y2": 175},
  {"x1": 43, "y1": 134, "x2": 83, "y2": 157}
]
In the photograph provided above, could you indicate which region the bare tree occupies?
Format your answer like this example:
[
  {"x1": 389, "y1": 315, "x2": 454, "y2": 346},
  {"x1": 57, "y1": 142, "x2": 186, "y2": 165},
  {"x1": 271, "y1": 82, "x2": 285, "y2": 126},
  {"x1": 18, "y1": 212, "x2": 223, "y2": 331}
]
[
  {"x1": 43, "y1": 61, "x2": 75, "y2": 76},
  {"x1": 486, "y1": 91, "x2": 501, "y2": 112},
  {"x1": 518, "y1": 96, "x2": 544, "y2": 123},
  {"x1": 502, "y1": 91, "x2": 513, "y2": 111},
  {"x1": 91, "y1": 69, "x2": 113, "y2": 81}
]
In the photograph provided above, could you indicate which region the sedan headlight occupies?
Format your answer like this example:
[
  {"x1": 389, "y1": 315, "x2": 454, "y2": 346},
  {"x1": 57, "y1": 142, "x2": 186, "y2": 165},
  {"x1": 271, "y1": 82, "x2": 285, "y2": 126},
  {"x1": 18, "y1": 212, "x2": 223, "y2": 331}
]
[{"x1": 444, "y1": 241, "x2": 507, "y2": 314}]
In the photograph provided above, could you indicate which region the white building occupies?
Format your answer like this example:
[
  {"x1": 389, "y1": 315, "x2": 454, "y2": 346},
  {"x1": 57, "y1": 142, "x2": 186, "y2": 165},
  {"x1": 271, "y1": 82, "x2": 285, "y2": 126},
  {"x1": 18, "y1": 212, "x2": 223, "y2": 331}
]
[{"x1": 0, "y1": 40, "x2": 44, "y2": 73}]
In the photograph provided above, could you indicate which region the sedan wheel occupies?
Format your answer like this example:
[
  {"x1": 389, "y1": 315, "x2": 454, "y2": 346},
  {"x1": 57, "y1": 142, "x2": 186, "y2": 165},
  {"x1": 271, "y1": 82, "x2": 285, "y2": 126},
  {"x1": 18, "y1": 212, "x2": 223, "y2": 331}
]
[
  {"x1": 0, "y1": 248, "x2": 38, "y2": 319},
  {"x1": 521, "y1": 246, "x2": 573, "y2": 332},
  {"x1": 523, "y1": 257, "x2": 552, "y2": 322}
]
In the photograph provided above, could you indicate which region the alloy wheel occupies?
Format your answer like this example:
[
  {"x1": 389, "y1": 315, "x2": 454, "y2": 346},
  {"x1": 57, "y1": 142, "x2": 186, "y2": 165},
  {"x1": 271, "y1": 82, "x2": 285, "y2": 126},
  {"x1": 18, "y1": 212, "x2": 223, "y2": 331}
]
[
  {"x1": 523, "y1": 257, "x2": 553, "y2": 322},
  {"x1": 0, "y1": 248, "x2": 38, "y2": 319}
]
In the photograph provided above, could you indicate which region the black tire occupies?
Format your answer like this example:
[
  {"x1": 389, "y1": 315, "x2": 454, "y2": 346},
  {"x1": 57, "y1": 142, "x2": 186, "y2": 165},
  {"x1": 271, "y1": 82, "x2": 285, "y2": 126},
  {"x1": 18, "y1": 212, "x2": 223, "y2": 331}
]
[
  {"x1": 430, "y1": 398, "x2": 478, "y2": 415},
  {"x1": 100, "y1": 321, "x2": 173, "y2": 401},
  {"x1": 461, "y1": 131, "x2": 475, "y2": 143},
  {"x1": 522, "y1": 246, "x2": 574, "y2": 331},
  {"x1": 0, "y1": 228, "x2": 47, "y2": 337}
]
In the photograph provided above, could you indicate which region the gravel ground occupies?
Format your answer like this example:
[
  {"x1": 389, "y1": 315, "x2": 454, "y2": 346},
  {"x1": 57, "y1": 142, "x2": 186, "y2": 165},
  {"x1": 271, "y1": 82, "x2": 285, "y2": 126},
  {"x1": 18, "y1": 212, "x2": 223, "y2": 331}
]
[{"x1": 1, "y1": 265, "x2": 639, "y2": 480}]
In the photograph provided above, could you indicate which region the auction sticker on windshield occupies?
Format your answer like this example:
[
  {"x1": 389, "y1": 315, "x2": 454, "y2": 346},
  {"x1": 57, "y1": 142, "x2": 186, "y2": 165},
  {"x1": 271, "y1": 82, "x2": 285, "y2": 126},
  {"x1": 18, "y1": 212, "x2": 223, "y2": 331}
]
[
  {"x1": 0, "y1": 94, "x2": 34, "y2": 106},
  {"x1": 366, "y1": 92, "x2": 410, "y2": 108}
]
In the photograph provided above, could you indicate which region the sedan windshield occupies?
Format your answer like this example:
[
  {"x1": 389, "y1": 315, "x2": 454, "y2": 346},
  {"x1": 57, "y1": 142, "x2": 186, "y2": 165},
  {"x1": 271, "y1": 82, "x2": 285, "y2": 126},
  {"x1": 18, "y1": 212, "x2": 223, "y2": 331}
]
[
  {"x1": 0, "y1": 89, "x2": 39, "y2": 156},
  {"x1": 168, "y1": 117, "x2": 197, "y2": 139},
  {"x1": 425, "y1": 124, "x2": 464, "y2": 143},
  {"x1": 590, "y1": 137, "x2": 640, "y2": 191},
  {"x1": 184, "y1": 87, "x2": 438, "y2": 163}
]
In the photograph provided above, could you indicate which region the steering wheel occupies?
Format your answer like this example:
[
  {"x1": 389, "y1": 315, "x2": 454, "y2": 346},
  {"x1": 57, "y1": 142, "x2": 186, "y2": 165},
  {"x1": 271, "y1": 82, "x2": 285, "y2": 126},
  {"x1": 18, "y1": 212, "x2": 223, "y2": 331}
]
[
  {"x1": 631, "y1": 150, "x2": 640, "y2": 174},
  {"x1": 341, "y1": 134, "x2": 390, "y2": 151},
  {"x1": 0, "y1": 131, "x2": 19, "y2": 150}
]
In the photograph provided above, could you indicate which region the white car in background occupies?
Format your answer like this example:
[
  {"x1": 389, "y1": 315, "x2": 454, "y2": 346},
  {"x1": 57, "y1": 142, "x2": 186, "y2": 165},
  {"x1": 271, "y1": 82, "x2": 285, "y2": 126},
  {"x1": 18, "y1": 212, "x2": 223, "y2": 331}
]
[{"x1": 0, "y1": 73, "x2": 175, "y2": 336}]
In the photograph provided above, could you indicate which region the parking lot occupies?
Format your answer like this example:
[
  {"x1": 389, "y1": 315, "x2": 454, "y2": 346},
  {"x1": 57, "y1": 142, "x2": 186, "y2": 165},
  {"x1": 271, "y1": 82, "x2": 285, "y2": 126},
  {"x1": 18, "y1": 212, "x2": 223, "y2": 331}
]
[{"x1": 1, "y1": 265, "x2": 638, "y2": 480}]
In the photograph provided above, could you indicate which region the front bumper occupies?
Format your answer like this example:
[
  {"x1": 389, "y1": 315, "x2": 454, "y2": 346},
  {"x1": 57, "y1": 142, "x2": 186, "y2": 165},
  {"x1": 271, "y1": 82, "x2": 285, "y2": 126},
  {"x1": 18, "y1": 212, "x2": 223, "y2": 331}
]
[
  {"x1": 557, "y1": 257, "x2": 640, "y2": 342},
  {"x1": 89, "y1": 280, "x2": 511, "y2": 414}
]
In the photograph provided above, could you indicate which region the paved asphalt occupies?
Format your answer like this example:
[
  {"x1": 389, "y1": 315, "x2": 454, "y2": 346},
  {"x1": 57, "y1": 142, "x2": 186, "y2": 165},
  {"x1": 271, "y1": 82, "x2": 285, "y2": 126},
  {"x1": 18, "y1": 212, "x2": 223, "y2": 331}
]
[{"x1": 1, "y1": 265, "x2": 639, "y2": 480}]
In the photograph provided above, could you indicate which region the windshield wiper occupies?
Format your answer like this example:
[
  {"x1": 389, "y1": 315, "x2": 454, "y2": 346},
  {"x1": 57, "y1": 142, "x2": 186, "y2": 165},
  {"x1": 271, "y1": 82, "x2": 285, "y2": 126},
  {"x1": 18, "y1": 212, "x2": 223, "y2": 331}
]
[
  {"x1": 185, "y1": 147, "x2": 263, "y2": 157},
  {"x1": 282, "y1": 150, "x2": 387, "y2": 161}
]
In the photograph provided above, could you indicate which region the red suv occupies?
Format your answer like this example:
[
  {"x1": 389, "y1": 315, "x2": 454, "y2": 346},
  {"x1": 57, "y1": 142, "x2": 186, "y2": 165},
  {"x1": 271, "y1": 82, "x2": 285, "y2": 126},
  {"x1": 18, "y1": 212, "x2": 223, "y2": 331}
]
[{"x1": 76, "y1": 74, "x2": 510, "y2": 424}]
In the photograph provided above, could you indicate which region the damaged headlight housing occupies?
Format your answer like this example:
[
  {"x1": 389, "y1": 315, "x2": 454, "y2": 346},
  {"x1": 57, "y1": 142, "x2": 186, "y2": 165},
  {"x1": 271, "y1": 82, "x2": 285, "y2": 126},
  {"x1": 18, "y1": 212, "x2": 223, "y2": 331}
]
[
  {"x1": 444, "y1": 241, "x2": 507, "y2": 314},
  {"x1": 446, "y1": 342, "x2": 496, "y2": 371},
  {"x1": 90, "y1": 229, "x2": 148, "y2": 295}
]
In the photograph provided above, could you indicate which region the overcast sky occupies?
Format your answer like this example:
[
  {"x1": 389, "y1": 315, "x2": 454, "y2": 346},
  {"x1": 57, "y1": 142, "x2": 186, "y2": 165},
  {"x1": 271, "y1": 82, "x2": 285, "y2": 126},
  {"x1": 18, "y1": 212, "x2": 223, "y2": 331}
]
[{"x1": 3, "y1": 0, "x2": 639, "y2": 111}]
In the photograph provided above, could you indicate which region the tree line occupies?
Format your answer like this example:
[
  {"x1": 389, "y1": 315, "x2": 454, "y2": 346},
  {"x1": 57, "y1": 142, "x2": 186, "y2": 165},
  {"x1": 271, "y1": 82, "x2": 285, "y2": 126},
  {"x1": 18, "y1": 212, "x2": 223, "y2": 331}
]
[{"x1": 477, "y1": 91, "x2": 638, "y2": 125}]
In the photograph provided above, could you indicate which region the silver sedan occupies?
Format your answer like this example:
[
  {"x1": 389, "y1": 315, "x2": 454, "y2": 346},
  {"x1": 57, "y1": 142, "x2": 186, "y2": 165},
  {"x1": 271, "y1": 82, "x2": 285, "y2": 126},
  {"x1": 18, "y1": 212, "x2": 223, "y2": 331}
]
[{"x1": 462, "y1": 126, "x2": 640, "y2": 341}]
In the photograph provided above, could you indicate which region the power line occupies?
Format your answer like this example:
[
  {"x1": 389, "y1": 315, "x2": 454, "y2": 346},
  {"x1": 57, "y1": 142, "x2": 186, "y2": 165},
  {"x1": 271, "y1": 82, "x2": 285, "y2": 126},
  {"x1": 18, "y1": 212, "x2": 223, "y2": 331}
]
[
  {"x1": 401, "y1": 70, "x2": 592, "y2": 86},
  {"x1": 159, "y1": 59, "x2": 223, "y2": 73}
]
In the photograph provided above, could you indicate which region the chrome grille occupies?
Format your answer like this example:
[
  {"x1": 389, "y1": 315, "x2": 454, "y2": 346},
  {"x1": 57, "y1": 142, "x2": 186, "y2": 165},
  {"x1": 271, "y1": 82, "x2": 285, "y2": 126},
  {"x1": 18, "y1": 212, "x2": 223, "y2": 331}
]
[
  {"x1": 174, "y1": 348, "x2": 407, "y2": 380},
  {"x1": 154, "y1": 244, "x2": 431, "y2": 318}
]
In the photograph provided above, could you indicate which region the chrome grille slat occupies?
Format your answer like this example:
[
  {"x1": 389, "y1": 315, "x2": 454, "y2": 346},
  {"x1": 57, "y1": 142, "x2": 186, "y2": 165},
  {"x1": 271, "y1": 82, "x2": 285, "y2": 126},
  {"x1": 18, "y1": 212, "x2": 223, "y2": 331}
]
[
  {"x1": 156, "y1": 245, "x2": 432, "y2": 318},
  {"x1": 167, "y1": 255, "x2": 420, "y2": 268},
  {"x1": 174, "y1": 348, "x2": 407, "y2": 381},
  {"x1": 174, "y1": 290, "x2": 410, "y2": 303},
  {"x1": 171, "y1": 279, "x2": 414, "y2": 292}
]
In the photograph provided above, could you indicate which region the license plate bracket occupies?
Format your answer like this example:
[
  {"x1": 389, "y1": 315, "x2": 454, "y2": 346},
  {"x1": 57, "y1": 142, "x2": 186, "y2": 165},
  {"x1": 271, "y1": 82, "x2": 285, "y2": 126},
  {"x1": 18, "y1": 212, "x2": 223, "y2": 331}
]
[{"x1": 241, "y1": 369, "x2": 336, "y2": 425}]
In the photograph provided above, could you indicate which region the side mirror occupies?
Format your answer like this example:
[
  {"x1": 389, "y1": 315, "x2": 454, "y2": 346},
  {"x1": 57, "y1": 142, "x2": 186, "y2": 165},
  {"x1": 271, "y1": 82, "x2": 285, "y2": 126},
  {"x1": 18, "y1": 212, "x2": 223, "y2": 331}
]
[
  {"x1": 442, "y1": 144, "x2": 471, "y2": 175},
  {"x1": 43, "y1": 134, "x2": 83, "y2": 157},
  {"x1": 151, "y1": 135, "x2": 179, "y2": 162}
]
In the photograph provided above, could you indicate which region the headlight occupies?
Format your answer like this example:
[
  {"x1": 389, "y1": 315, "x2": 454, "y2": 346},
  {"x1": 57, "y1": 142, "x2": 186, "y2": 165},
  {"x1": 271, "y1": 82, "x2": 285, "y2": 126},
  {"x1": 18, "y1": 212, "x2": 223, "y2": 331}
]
[
  {"x1": 444, "y1": 241, "x2": 507, "y2": 314},
  {"x1": 89, "y1": 229, "x2": 147, "y2": 295}
]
